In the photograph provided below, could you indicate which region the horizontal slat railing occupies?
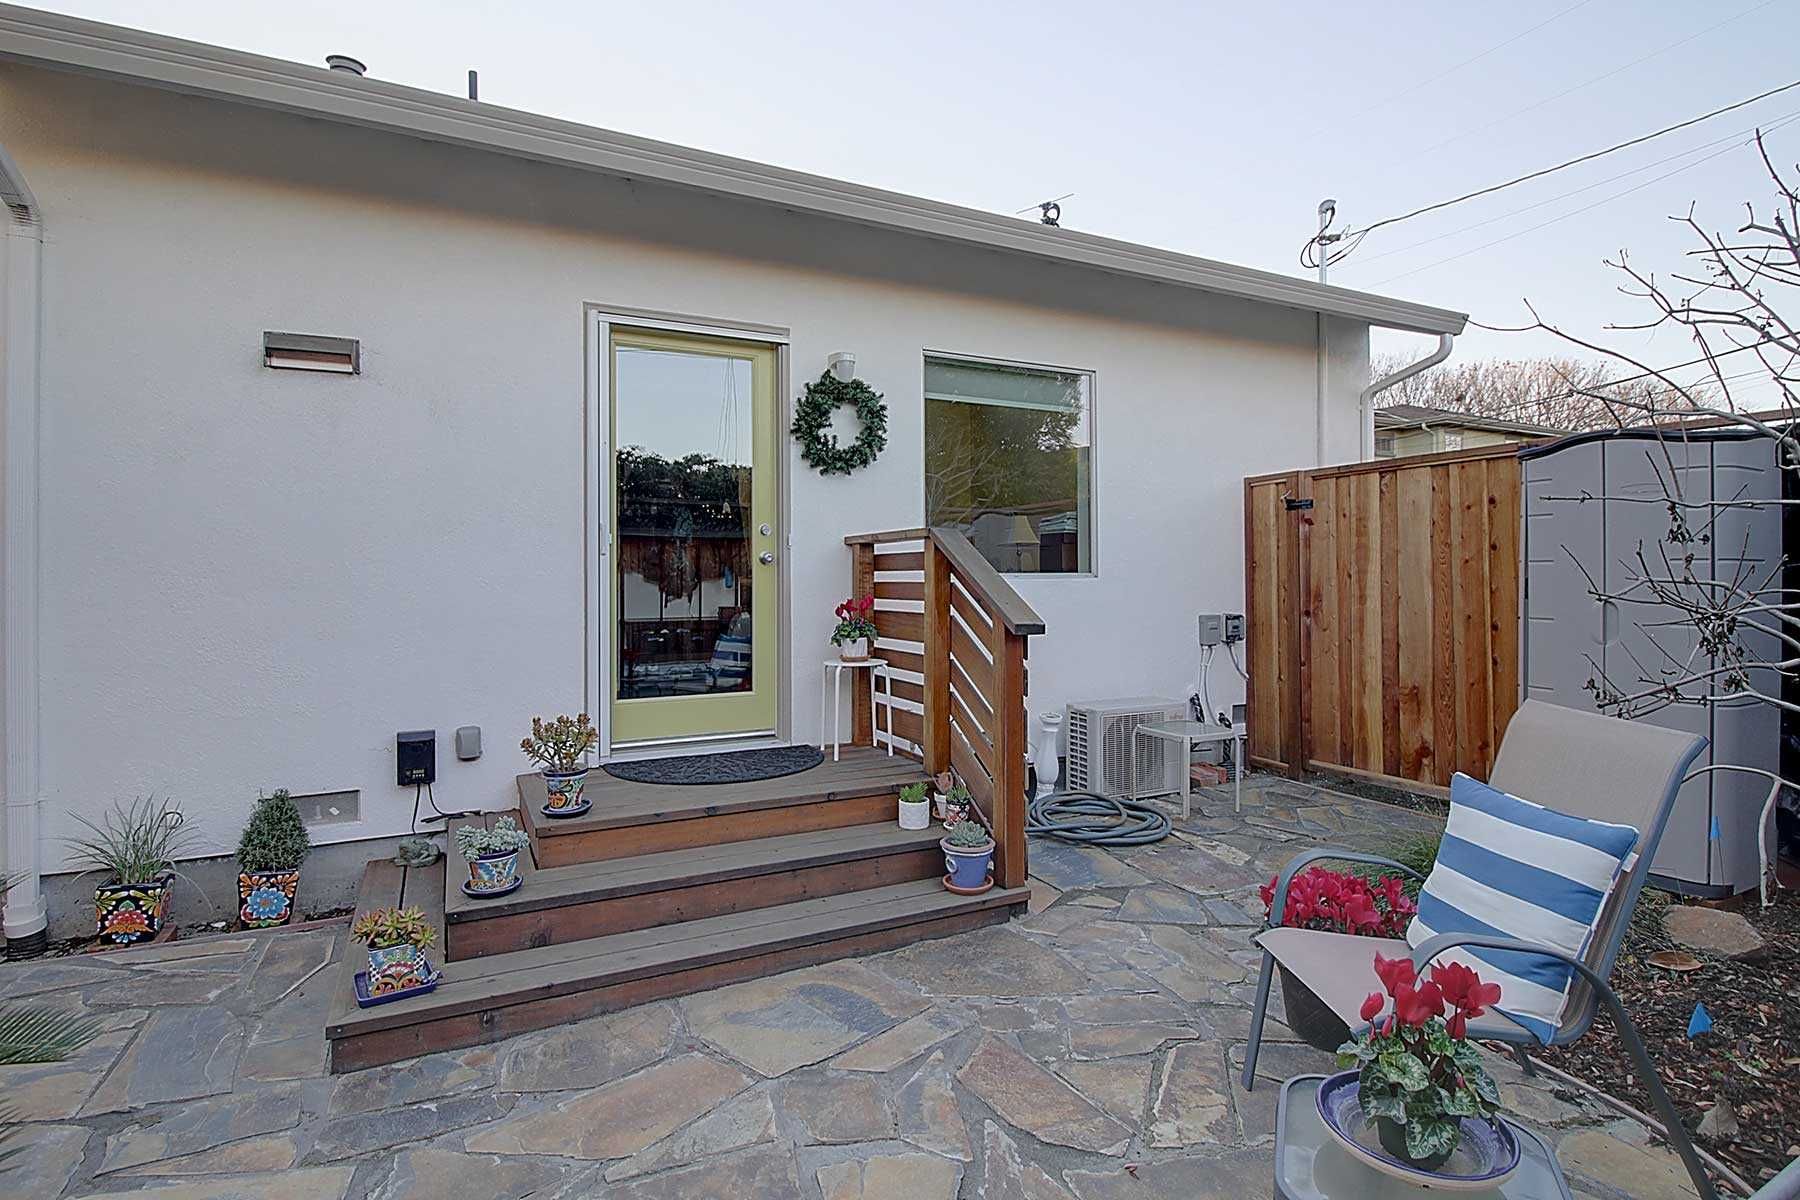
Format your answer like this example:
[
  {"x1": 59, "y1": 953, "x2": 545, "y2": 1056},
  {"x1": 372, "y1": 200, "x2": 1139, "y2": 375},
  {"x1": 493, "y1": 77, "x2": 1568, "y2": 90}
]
[{"x1": 845, "y1": 526, "x2": 1041, "y2": 889}]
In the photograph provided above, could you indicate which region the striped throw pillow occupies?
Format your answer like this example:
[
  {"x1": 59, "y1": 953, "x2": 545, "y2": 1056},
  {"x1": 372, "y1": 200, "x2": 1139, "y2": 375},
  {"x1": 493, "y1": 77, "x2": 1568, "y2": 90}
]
[{"x1": 1407, "y1": 773, "x2": 1639, "y2": 1045}]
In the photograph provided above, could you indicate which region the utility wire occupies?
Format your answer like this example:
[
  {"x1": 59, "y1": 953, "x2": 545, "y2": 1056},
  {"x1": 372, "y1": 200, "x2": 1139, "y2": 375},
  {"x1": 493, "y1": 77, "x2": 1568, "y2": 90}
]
[
  {"x1": 1306, "y1": 75, "x2": 1800, "y2": 269},
  {"x1": 1347, "y1": 108, "x2": 1800, "y2": 269},
  {"x1": 1393, "y1": 0, "x2": 1781, "y2": 168},
  {"x1": 1367, "y1": 118, "x2": 1797, "y2": 287},
  {"x1": 1344, "y1": 0, "x2": 1599, "y2": 121}
]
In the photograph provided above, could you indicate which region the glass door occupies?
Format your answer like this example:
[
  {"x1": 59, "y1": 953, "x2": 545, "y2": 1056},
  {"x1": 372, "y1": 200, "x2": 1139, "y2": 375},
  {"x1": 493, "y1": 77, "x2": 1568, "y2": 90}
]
[{"x1": 609, "y1": 328, "x2": 778, "y2": 744}]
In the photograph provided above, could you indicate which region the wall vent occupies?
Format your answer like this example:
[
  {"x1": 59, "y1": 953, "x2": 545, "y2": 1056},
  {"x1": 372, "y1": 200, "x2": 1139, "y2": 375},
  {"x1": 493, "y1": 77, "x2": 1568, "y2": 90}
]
[
  {"x1": 292, "y1": 789, "x2": 360, "y2": 827},
  {"x1": 264, "y1": 332, "x2": 359, "y2": 375}
]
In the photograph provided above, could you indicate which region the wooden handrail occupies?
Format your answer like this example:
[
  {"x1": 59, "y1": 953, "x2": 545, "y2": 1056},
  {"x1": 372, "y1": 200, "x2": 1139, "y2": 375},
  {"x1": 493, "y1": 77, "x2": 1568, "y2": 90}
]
[{"x1": 844, "y1": 526, "x2": 1039, "y2": 890}]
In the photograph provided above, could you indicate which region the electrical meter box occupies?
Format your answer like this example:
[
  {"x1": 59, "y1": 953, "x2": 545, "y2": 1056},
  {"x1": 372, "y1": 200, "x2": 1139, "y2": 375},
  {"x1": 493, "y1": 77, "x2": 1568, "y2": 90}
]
[{"x1": 1196, "y1": 613, "x2": 1225, "y2": 646}]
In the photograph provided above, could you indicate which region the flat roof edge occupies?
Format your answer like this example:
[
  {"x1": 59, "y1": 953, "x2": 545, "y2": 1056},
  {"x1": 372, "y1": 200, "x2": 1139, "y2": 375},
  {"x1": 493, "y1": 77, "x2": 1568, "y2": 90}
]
[{"x1": 0, "y1": 3, "x2": 1467, "y2": 336}]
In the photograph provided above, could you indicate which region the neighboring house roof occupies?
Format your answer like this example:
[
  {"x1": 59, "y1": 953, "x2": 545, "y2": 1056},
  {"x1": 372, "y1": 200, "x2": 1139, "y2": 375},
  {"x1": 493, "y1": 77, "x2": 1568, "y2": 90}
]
[
  {"x1": 1375, "y1": 404, "x2": 1562, "y2": 437},
  {"x1": 0, "y1": 4, "x2": 1468, "y2": 337}
]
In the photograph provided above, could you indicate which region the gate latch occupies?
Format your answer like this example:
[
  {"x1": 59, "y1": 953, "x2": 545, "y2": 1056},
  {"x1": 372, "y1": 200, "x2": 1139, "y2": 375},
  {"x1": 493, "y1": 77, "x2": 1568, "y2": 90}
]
[{"x1": 1283, "y1": 496, "x2": 1314, "y2": 511}]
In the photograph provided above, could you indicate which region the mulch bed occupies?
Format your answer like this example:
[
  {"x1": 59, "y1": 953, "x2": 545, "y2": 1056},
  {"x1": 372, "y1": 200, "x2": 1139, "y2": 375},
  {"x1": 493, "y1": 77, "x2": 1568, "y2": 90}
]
[{"x1": 1538, "y1": 887, "x2": 1799, "y2": 1189}]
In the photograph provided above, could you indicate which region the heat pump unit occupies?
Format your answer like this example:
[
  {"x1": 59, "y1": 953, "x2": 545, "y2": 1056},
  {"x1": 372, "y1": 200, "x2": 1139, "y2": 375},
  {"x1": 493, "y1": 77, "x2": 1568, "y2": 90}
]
[{"x1": 1065, "y1": 697, "x2": 1187, "y2": 798}]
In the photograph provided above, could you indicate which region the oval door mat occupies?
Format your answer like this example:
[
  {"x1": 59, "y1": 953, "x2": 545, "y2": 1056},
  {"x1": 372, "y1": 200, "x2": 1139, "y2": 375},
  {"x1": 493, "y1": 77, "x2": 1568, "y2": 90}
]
[{"x1": 602, "y1": 745, "x2": 826, "y2": 786}]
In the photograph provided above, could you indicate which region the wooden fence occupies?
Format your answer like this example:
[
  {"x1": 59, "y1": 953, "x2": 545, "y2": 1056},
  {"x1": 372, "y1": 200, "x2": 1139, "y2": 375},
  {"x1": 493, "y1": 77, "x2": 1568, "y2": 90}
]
[
  {"x1": 844, "y1": 527, "x2": 1043, "y2": 889},
  {"x1": 1244, "y1": 444, "x2": 1523, "y2": 791}
]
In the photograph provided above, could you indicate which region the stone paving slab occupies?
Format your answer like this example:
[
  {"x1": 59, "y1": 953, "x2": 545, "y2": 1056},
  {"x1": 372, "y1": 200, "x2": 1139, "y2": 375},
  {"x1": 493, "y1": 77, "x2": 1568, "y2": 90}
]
[{"x1": 0, "y1": 775, "x2": 1724, "y2": 1199}]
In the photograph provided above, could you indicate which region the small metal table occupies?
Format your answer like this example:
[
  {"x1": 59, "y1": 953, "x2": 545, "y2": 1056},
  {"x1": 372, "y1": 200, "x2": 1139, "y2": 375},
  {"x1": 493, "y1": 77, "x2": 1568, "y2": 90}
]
[
  {"x1": 1130, "y1": 719, "x2": 1244, "y2": 818},
  {"x1": 819, "y1": 657, "x2": 894, "y2": 762},
  {"x1": 1274, "y1": 1075, "x2": 1572, "y2": 1199}
]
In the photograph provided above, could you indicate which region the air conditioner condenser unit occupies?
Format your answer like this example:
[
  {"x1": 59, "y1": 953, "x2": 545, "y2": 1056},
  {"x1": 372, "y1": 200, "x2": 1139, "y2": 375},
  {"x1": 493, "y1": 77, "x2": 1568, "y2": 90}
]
[{"x1": 1065, "y1": 696, "x2": 1188, "y2": 799}]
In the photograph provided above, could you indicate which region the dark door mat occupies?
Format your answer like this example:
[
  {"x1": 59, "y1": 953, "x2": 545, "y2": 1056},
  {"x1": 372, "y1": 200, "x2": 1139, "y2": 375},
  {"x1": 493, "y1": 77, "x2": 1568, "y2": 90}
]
[{"x1": 602, "y1": 745, "x2": 826, "y2": 786}]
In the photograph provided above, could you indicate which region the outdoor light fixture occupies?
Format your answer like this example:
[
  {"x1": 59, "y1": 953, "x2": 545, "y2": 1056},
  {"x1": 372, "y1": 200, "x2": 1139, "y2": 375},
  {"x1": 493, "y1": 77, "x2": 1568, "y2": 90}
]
[
  {"x1": 827, "y1": 351, "x2": 856, "y2": 382},
  {"x1": 263, "y1": 331, "x2": 360, "y2": 374}
]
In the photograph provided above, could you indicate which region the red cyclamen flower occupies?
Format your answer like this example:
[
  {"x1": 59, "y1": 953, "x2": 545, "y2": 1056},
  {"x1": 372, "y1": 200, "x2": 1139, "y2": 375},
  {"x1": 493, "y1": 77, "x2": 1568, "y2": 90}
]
[
  {"x1": 1360, "y1": 991, "x2": 1385, "y2": 1023},
  {"x1": 1394, "y1": 980, "x2": 1445, "y2": 1027},
  {"x1": 1372, "y1": 952, "x2": 1417, "y2": 999}
]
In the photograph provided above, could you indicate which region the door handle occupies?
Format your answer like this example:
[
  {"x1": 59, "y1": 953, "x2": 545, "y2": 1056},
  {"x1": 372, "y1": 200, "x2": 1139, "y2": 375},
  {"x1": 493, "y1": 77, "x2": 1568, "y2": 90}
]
[{"x1": 759, "y1": 551, "x2": 775, "y2": 565}]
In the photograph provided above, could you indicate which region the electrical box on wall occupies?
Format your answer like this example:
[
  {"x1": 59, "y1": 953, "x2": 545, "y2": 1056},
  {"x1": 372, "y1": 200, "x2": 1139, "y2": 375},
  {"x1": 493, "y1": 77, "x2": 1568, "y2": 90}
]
[
  {"x1": 1197, "y1": 613, "x2": 1225, "y2": 646},
  {"x1": 396, "y1": 730, "x2": 436, "y2": 785},
  {"x1": 1223, "y1": 613, "x2": 1245, "y2": 643}
]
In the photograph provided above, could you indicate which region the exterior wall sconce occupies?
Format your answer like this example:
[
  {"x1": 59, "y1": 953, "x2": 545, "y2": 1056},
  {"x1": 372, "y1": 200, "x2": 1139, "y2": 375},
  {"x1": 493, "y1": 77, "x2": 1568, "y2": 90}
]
[
  {"x1": 263, "y1": 331, "x2": 360, "y2": 374},
  {"x1": 827, "y1": 351, "x2": 856, "y2": 382}
]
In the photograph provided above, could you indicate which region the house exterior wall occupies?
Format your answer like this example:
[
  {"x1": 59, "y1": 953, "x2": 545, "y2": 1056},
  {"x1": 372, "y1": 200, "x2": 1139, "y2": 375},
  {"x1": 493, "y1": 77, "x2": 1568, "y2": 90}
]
[
  {"x1": 1377, "y1": 424, "x2": 1520, "y2": 458},
  {"x1": 0, "y1": 66, "x2": 1368, "y2": 930}
]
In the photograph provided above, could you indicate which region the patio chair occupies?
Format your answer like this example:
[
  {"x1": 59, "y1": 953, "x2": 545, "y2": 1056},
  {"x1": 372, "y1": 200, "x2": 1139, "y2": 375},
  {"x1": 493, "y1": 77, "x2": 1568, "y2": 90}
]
[{"x1": 1241, "y1": 699, "x2": 1717, "y2": 1198}]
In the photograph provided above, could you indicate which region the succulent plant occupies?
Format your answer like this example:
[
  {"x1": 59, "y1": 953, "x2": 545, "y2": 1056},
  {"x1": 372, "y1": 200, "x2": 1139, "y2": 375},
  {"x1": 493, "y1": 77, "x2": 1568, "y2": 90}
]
[
  {"x1": 454, "y1": 816, "x2": 531, "y2": 860},
  {"x1": 351, "y1": 905, "x2": 436, "y2": 950},
  {"x1": 945, "y1": 819, "x2": 993, "y2": 848},
  {"x1": 521, "y1": 713, "x2": 598, "y2": 772},
  {"x1": 898, "y1": 782, "x2": 930, "y2": 804}
]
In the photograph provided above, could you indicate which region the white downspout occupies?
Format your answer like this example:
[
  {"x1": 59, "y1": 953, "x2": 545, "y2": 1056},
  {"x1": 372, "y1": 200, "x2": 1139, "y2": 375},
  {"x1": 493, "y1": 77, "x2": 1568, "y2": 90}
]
[
  {"x1": 1, "y1": 142, "x2": 47, "y2": 954},
  {"x1": 1360, "y1": 333, "x2": 1454, "y2": 460}
]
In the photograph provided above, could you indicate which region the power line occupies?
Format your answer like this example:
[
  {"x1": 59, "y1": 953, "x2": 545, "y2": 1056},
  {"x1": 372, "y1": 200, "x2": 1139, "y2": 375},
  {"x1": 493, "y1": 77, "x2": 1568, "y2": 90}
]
[
  {"x1": 1391, "y1": 0, "x2": 1781, "y2": 168},
  {"x1": 1307, "y1": 74, "x2": 1800, "y2": 268},
  {"x1": 1345, "y1": 0, "x2": 1599, "y2": 121},
  {"x1": 1366, "y1": 117, "x2": 1799, "y2": 287},
  {"x1": 1346, "y1": 108, "x2": 1800, "y2": 269}
]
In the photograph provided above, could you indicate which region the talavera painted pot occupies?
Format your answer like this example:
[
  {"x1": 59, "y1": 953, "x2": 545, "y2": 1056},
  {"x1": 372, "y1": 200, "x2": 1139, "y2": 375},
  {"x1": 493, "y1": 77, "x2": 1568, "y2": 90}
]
[
  {"x1": 95, "y1": 875, "x2": 172, "y2": 945},
  {"x1": 237, "y1": 869, "x2": 300, "y2": 928},
  {"x1": 542, "y1": 767, "x2": 590, "y2": 816}
]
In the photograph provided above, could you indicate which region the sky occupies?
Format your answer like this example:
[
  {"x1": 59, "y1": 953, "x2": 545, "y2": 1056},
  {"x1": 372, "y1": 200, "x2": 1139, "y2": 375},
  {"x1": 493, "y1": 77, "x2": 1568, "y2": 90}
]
[{"x1": 30, "y1": 0, "x2": 1800, "y2": 407}]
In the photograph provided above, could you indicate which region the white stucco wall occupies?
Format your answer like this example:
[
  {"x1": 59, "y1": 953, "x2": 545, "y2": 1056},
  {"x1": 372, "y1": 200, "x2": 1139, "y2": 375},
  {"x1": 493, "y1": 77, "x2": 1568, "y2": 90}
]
[{"x1": 0, "y1": 65, "x2": 1367, "y2": 885}]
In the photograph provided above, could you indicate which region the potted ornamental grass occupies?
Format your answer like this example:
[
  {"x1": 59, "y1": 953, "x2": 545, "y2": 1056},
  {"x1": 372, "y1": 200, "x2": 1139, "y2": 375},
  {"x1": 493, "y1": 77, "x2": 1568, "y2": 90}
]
[
  {"x1": 1259, "y1": 866, "x2": 1417, "y2": 1050},
  {"x1": 351, "y1": 905, "x2": 438, "y2": 996},
  {"x1": 455, "y1": 816, "x2": 532, "y2": 897},
  {"x1": 235, "y1": 789, "x2": 310, "y2": 928},
  {"x1": 831, "y1": 595, "x2": 877, "y2": 661},
  {"x1": 522, "y1": 713, "x2": 598, "y2": 818},
  {"x1": 64, "y1": 796, "x2": 200, "y2": 945},
  {"x1": 940, "y1": 817, "x2": 995, "y2": 894},
  {"x1": 897, "y1": 782, "x2": 931, "y2": 831},
  {"x1": 1322, "y1": 953, "x2": 1509, "y2": 1179}
]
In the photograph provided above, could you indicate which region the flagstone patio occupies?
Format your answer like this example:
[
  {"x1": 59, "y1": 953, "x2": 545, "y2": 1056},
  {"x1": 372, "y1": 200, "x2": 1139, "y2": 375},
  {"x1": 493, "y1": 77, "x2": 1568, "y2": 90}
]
[{"x1": 0, "y1": 777, "x2": 1704, "y2": 1199}]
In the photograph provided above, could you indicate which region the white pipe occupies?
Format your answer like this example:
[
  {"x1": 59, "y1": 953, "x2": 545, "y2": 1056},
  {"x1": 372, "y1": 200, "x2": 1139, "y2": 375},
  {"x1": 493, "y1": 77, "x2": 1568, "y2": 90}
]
[
  {"x1": 1359, "y1": 332, "x2": 1453, "y2": 460},
  {"x1": 1, "y1": 142, "x2": 46, "y2": 950}
]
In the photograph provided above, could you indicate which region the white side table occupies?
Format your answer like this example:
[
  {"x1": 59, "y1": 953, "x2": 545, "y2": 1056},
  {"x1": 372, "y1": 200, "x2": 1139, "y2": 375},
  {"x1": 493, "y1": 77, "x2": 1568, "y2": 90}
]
[
  {"x1": 1129, "y1": 719, "x2": 1245, "y2": 818},
  {"x1": 820, "y1": 658, "x2": 894, "y2": 762}
]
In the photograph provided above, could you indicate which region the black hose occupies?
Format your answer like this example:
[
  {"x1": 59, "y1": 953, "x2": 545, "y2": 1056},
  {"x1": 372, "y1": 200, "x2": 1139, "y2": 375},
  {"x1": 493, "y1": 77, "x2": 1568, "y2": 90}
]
[{"x1": 1025, "y1": 791, "x2": 1172, "y2": 846}]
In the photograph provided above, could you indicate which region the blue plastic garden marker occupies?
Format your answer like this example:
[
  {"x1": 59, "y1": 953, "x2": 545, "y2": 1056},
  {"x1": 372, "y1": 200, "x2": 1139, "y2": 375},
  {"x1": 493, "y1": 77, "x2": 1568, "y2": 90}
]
[
  {"x1": 1687, "y1": 1002, "x2": 1713, "y2": 1038},
  {"x1": 1709, "y1": 815, "x2": 1721, "y2": 840}
]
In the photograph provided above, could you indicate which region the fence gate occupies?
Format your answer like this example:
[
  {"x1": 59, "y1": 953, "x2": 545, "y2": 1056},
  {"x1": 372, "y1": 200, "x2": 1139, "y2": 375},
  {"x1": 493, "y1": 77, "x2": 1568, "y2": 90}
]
[{"x1": 1243, "y1": 444, "x2": 1522, "y2": 791}]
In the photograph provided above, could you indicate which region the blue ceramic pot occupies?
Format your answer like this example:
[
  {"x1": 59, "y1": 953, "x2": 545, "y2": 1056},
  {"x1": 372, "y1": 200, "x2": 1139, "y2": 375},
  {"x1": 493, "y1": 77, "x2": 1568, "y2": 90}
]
[
  {"x1": 466, "y1": 849, "x2": 521, "y2": 893},
  {"x1": 941, "y1": 834, "x2": 995, "y2": 891}
]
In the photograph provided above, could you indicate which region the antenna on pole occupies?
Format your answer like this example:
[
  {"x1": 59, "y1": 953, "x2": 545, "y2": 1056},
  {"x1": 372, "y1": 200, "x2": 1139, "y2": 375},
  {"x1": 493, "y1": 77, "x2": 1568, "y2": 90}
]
[
  {"x1": 1315, "y1": 198, "x2": 1340, "y2": 284},
  {"x1": 1016, "y1": 193, "x2": 1074, "y2": 227}
]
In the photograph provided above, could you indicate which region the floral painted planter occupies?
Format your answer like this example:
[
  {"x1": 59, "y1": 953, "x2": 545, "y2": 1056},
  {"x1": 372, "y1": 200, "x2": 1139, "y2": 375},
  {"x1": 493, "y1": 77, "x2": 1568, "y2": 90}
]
[
  {"x1": 94, "y1": 875, "x2": 172, "y2": 945},
  {"x1": 541, "y1": 767, "x2": 590, "y2": 816},
  {"x1": 941, "y1": 834, "x2": 996, "y2": 894},
  {"x1": 365, "y1": 941, "x2": 431, "y2": 994},
  {"x1": 237, "y1": 869, "x2": 301, "y2": 928},
  {"x1": 465, "y1": 848, "x2": 522, "y2": 896},
  {"x1": 837, "y1": 637, "x2": 870, "y2": 661}
]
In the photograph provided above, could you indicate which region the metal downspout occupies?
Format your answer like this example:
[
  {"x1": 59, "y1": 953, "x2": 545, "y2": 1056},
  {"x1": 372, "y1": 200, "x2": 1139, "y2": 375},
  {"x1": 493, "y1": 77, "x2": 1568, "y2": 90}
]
[
  {"x1": 1, "y1": 142, "x2": 47, "y2": 955},
  {"x1": 1360, "y1": 333, "x2": 1454, "y2": 459}
]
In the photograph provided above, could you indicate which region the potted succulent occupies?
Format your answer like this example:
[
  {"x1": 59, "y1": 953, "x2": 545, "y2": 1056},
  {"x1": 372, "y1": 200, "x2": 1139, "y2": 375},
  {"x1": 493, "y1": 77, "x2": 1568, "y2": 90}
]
[
  {"x1": 929, "y1": 770, "x2": 955, "y2": 820},
  {"x1": 455, "y1": 816, "x2": 532, "y2": 897},
  {"x1": 1259, "y1": 866, "x2": 1417, "y2": 1050},
  {"x1": 522, "y1": 713, "x2": 598, "y2": 818},
  {"x1": 940, "y1": 818, "x2": 995, "y2": 894},
  {"x1": 1324, "y1": 954, "x2": 1506, "y2": 1175},
  {"x1": 65, "y1": 796, "x2": 199, "y2": 945},
  {"x1": 831, "y1": 595, "x2": 877, "y2": 661},
  {"x1": 897, "y1": 782, "x2": 931, "y2": 831},
  {"x1": 234, "y1": 789, "x2": 310, "y2": 928},
  {"x1": 351, "y1": 905, "x2": 438, "y2": 995},
  {"x1": 941, "y1": 783, "x2": 973, "y2": 827}
]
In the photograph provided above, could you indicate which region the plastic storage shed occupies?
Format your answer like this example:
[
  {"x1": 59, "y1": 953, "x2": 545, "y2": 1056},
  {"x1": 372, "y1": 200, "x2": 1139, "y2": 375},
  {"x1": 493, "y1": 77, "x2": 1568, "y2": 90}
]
[{"x1": 1521, "y1": 428, "x2": 1779, "y2": 897}]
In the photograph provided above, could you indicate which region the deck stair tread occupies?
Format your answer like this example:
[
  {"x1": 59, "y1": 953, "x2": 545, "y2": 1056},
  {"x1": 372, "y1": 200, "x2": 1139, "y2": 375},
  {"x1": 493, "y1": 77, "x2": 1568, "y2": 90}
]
[
  {"x1": 519, "y1": 747, "x2": 925, "y2": 838},
  {"x1": 445, "y1": 821, "x2": 942, "y2": 921},
  {"x1": 328, "y1": 877, "x2": 1024, "y2": 1039}
]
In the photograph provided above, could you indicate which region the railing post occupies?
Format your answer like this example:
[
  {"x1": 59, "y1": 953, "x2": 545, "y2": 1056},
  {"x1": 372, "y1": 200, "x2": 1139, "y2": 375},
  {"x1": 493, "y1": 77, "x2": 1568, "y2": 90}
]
[
  {"x1": 992, "y1": 629, "x2": 1028, "y2": 889},
  {"x1": 922, "y1": 537, "x2": 951, "y2": 776},
  {"x1": 850, "y1": 542, "x2": 875, "y2": 746}
]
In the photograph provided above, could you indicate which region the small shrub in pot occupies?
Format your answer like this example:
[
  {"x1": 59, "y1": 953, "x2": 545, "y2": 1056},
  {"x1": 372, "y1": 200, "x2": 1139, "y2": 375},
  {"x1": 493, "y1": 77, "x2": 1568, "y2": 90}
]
[
  {"x1": 897, "y1": 782, "x2": 931, "y2": 831},
  {"x1": 235, "y1": 789, "x2": 310, "y2": 928},
  {"x1": 455, "y1": 816, "x2": 532, "y2": 895},
  {"x1": 522, "y1": 713, "x2": 598, "y2": 816},
  {"x1": 830, "y1": 595, "x2": 877, "y2": 660},
  {"x1": 64, "y1": 796, "x2": 199, "y2": 945}
]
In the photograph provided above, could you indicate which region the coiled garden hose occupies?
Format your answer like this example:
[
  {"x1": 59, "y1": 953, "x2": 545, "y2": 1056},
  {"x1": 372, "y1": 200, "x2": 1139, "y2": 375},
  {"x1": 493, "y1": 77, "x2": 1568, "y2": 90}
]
[{"x1": 1025, "y1": 791, "x2": 1172, "y2": 846}]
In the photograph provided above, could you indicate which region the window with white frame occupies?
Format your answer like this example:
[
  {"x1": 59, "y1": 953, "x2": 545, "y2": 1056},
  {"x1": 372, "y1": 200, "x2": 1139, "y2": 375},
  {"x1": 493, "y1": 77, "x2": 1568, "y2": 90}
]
[{"x1": 924, "y1": 355, "x2": 1092, "y2": 575}]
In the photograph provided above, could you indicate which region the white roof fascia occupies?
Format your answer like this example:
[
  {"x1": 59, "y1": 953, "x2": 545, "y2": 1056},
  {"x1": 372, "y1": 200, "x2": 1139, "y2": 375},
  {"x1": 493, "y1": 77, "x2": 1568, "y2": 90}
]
[{"x1": 0, "y1": 3, "x2": 1466, "y2": 336}]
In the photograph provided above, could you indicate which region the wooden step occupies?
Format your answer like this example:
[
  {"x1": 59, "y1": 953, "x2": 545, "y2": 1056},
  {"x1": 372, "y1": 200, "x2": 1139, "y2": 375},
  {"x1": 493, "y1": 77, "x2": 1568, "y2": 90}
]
[
  {"x1": 326, "y1": 877, "x2": 1025, "y2": 1073},
  {"x1": 444, "y1": 822, "x2": 944, "y2": 960},
  {"x1": 519, "y1": 746, "x2": 926, "y2": 867}
]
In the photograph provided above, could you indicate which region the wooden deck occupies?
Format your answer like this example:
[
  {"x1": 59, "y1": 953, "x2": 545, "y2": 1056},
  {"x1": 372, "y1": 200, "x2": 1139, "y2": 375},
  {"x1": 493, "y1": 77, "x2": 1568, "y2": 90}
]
[{"x1": 325, "y1": 747, "x2": 1026, "y2": 1072}]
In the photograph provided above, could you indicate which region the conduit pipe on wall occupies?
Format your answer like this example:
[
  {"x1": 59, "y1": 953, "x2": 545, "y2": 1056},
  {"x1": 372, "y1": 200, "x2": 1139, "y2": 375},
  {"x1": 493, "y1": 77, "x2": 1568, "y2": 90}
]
[
  {"x1": 1, "y1": 141, "x2": 47, "y2": 954},
  {"x1": 1359, "y1": 332, "x2": 1454, "y2": 460}
]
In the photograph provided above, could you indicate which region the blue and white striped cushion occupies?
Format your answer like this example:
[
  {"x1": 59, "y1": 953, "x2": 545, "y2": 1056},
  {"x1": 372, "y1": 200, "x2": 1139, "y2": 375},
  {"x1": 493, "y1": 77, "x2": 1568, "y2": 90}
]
[{"x1": 1407, "y1": 773, "x2": 1639, "y2": 1045}]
